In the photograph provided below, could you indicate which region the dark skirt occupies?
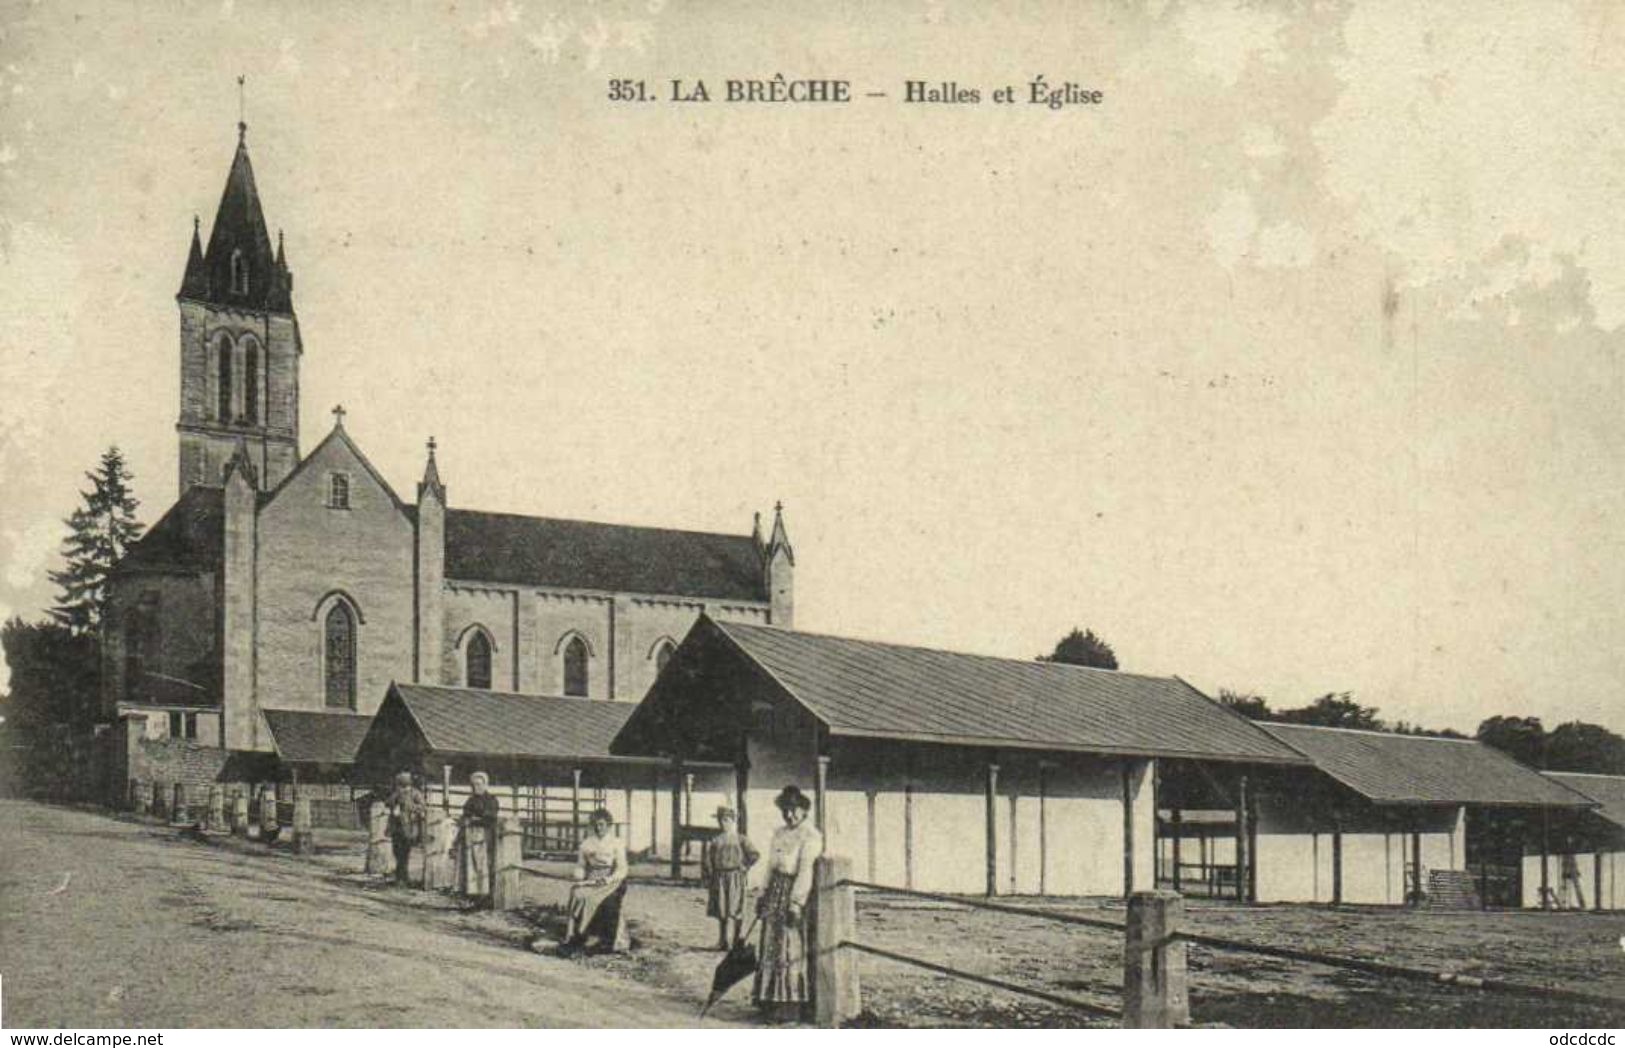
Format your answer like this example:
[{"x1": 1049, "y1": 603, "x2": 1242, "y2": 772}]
[{"x1": 752, "y1": 871, "x2": 808, "y2": 1005}]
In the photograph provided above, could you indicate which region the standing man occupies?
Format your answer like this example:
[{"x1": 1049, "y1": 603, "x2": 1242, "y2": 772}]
[
  {"x1": 460, "y1": 770, "x2": 502, "y2": 902},
  {"x1": 386, "y1": 771, "x2": 426, "y2": 887}
]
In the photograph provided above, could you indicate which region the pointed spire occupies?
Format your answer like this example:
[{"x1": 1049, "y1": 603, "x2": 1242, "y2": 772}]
[
  {"x1": 751, "y1": 511, "x2": 763, "y2": 550},
  {"x1": 419, "y1": 435, "x2": 446, "y2": 503},
  {"x1": 276, "y1": 228, "x2": 286, "y2": 268},
  {"x1": 178, "y1": 214, "x2": 208, "y2": 299},
  {"x1": 766, "y1": 500, "x2": 794, "y2": 565},
  {"x1": 197, "y1": 117, "x2": 291, "y2": 313}
]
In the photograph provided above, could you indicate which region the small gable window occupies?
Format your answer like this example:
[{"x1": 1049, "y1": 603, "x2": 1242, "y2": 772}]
[
  {"x1": 563, "y1": 636, "x2": 589, "y2": 698},
  {"x1": 466, "y1": 630, "x2": 493, "y2": 690},
  {"x1": 231, "y1": 249, "x2": 249, "y2": 295},
  {"x1": 328, "y1": 473, "x2": 350, "y2": 510},
  {"x1": 655, "y1": 640, "x2": 676, "y2": 675},
  {"x1": 324, "y1": 602, "x2": 357, "y2": 709}
]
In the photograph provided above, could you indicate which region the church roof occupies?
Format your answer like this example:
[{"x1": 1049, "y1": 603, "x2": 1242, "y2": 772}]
[
  {"x1": 114, "y1": 486, "x2": 224, "y2": 575},
  {"x1": 262, "y1": 709, "x2": 373, "y2": 765},
  {"x1": 444, "y1": 509, "x2": 768, "y2": 602},
  {"x1": 182, "y1": 129, "x2": 293, "y2": 313}
]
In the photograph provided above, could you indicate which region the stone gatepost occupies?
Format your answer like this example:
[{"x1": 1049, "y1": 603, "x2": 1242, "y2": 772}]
[
  {"x1": 259, "y1": 785, "x2": 279, "y2": 842},
  {"x1": 365, "y1": 801, "x2": 393, "y2": 876},
  {"x1": 291, "y1": 792, "x2": 315, "y2": 855},
  {"x1": 231, "y1": 791, "x2": 251, "y2": 836},
  {"x1": 423, "y1": 808, "x2": 454, "y2": 890},
  {"x1": 152, "y1": 782, "x2": 169, "y2": 821},
  {"x1": 206, "y1": 785, "x2": 226, "y2": 832}
]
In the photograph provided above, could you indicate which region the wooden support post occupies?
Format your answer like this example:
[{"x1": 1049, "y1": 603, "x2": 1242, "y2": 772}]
[
  {"x1": 669, "y1": 757, "x2": 684, "y2": 880},
  {"x1": 1540, "y1": 833, "x2": 1551, "y2": 909},
  {"x1": 903, "y1": 755, "x2": 915, "y2": 890},
  {"x1": 1595, "y1": 850, "x2": 1604, "y2": 912},
  {"x1": 1171, "y1": 809, "x2": 1183, "y2": 893},
  {"x1": 734, "y1": 749, "x2": 751, "y2": 838},
  {"x1": 810, "y1": 855, "x2": 860, "y2": 1027},
  {"x1": 571, "y1": 767, "x2": 583, "y2": 848},
  {"x1": 1246, "y1": 785, "x2": 1259, "y2": 903},
  {"x1": 366, "y1": 801, "x2": 391, "y2": 875},
  {"x1": 1123, "y1": 890, "x2": 1189, "y2": 1029},
  {"x1": 1038, "y1": 763, "x2": 1050, "y2": 896},
  {"x1": 649, "y1": 768, "x2": 659, "y2": 858},
  {"x1": 1008, "y1": 792, "x2": 1019, "y2": 895},
  {"x1": 1234, "y1": 776, "x2": 1249, "y2": 902},
  {"x1": 865, "y1": 791, "x2": 878, "y2": 882},
  {"x1": 232, "y1": 792, "x2": 250, "y2": 836},
  {"x1": 985, "y1": 759, "x2": 1000, "y2": 897},
  {"x1": 1409, "y1": 830, "x2": 1422, "y2": 906},
  {"x1": 1122, "y1": 761, "x2": 1135, "y2": 900},
  {"x1": 1332, "y1": 820, "x2": 1344, "y2": 906},
  {"x1": 292, "y1": 790, "x2": 315, "y2": 855},
  {"x1": 815, "y1": 755, "x2": 830, "y2": 834},
  {"x1": 441, "y1": 764, "x2": 452, "y2": 814},
  {"x1": 490, "y1": 817, "x2": 522, "y2": 911}
]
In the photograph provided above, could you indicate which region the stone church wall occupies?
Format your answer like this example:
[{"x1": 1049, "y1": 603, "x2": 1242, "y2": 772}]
[{"x1": 255, "y1": 435, "x2": 415, "y2": 719}]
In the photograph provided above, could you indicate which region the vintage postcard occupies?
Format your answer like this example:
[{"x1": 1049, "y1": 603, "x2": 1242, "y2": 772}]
[{"x1": 1, "y1": 0, "x2": 1622, "y2": 1033}]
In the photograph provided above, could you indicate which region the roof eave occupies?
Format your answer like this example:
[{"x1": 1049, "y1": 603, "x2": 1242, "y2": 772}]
[{"x1": 823, "y1": 724, "x2": 1313, "y2": 766}]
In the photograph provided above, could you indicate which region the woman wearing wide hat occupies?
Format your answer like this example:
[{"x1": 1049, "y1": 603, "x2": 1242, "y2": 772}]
[{"x1": 751, "y1": 784, "x2": 823, "y2": 1020}]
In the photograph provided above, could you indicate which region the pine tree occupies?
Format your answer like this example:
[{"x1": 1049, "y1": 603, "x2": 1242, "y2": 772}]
[{"x1": 48, "y1": 446, "x2": 144, "y2": 634}]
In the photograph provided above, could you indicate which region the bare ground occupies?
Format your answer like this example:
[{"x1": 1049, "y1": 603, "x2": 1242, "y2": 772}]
[{"x1": 4, "y1": 798, "x2": 1622, "y2": 1029}]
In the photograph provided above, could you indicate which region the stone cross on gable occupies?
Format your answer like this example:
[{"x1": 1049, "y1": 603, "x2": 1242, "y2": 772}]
[{"x1": 332, "y1": 404, "x2": 346, "y2": 427}]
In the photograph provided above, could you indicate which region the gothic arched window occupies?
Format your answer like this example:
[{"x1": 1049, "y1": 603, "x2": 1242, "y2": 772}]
[
  {"x1": 242, "y1": 341, "x2": 259, "y2": 423},
  {"x1": 655, "y1": 640, "x2": 676, "y2": 675},
  {"x1": 216, "y1": 336, "x2": 233, "y2": 422},
  {"x1": 231, "y1": 249, "x2": 248, "y2": 295},
  {"x1": 466, "y1": 630, "x2": 492, "y2": 690},
  {"x1": 324, "y1": 602, "x2": 357, "y2": 709},
  {"x1": 562, "y1": 636, "x2": 589, "y2": 698}
]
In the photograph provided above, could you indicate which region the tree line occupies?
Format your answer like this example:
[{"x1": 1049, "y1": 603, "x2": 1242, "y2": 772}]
[{"x1": 1040, "y1": 626, "x2": 1625, "y2": 776}]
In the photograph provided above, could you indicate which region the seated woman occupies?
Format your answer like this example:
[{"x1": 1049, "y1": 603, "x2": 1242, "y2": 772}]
[{"x1": 561, "y1": 807, "x2": 630, "y2": 954}]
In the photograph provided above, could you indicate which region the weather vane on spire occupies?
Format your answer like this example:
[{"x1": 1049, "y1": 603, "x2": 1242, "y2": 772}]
[{"x1": 237, "y1": 75, "x2": 247, "y2": 141}]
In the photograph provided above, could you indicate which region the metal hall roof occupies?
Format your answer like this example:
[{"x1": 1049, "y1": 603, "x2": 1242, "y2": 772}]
[
  {"x1": 261, "y1": 709, "x2": 373, "y2": 765},
  {"x1": 696, "y1": 619, "x2": 1308, "y2": 764},
  {"x1": 1546, "y1": 772, "x2": 1625, "y2": 828},
  {"x1": 383, "y1": 683, "x2": 665, "y2": 763},
  {"x1": 1258, "y1": 723, "x2": 1597, "y2": 808}
]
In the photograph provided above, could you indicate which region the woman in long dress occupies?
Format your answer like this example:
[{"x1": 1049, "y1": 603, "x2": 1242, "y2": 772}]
[
  {"x1": 562, "y1": 807, "x2": 630, "y2": 954},
  {"x1": 752, "y1": 785, "x2": 823, "y2": 1020}
]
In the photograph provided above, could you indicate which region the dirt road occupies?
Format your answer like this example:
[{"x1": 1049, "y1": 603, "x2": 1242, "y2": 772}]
[{"x1": 0, "y1": 800, "x2": 730, "y2": 1028}]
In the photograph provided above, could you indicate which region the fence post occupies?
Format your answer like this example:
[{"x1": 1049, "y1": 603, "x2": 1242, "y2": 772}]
[
  {"x1": 292, "y1": 791, "x2": 315, "y2": 855},
  {"x1": 491, "y1": 817, "x2": 523, "y2": 911},
  {"x1": 810, "y1": 855, "x2": 860, "y2": 1027},
  {"x1": 232, "y1": 791, "x2": 250, "y2": 836},
  {"x1": 259, "y1": 785, "x2": 279, "y2": 842},
  {"x1": 1123, "y1": 890, "x2": 1189, "y2": 1029},
  {"x1": 366, "y1": 801, "x2": 392, "y2": 875}
]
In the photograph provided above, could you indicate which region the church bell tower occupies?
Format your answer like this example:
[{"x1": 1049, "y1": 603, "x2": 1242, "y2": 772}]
[{"x1": 175, "y1": 119, "x2": 301, "y2": 494}]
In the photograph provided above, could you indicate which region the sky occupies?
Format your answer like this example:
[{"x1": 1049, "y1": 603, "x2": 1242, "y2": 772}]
[{"x1": 1, "y1": 0, "x2": 1623, "y2": 736}]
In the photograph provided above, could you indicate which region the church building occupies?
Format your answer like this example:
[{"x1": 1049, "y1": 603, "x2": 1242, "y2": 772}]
[{"x1": 102, "y1": 123, "x2": 793, "y2": 770}]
